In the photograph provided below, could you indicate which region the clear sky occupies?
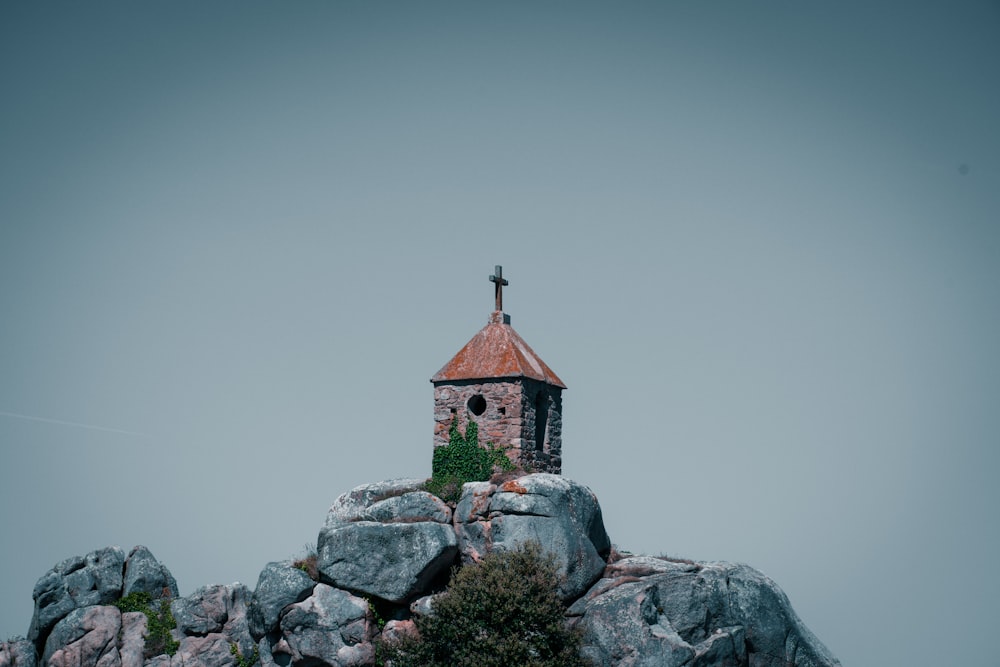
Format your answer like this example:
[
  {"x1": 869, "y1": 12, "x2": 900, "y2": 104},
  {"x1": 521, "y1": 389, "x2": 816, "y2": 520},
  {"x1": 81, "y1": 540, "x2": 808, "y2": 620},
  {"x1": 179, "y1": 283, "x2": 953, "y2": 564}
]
[{"x1": 1, "y1": 2, "x2": 998, "y2": 665}]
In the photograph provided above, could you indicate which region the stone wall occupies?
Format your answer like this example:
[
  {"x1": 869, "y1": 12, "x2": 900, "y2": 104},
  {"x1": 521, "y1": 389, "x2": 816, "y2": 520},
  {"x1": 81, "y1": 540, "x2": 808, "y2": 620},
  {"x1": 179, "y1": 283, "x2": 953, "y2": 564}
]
[
  {"x1": 433, "y1": 378, "x2": 562, "y2": 474},
  {"x1": 520, "y1": 377, "x2": 563, "y2": 474}
]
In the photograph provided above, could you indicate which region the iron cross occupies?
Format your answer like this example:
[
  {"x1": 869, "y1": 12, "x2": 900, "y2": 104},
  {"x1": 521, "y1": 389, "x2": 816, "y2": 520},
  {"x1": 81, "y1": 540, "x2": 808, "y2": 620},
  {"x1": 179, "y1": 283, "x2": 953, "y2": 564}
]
[{"x1": 489, "y1": 265, "x2": 508, "y2": 312}]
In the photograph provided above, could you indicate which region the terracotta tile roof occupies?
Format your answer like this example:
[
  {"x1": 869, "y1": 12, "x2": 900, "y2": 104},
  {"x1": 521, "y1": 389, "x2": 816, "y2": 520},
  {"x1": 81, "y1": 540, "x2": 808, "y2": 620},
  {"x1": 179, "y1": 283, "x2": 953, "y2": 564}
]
[{"x1": 431, "y1": 312, "x2": 566, "y2": 388}]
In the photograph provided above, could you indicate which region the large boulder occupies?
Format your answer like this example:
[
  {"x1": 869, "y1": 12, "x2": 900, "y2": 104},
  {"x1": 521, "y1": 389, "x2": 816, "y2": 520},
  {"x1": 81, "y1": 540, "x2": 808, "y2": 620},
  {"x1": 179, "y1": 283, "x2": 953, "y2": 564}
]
[
  {"x1": 170, "y1": 634, "x2": 234, "y2": 667},
  {"x1": 42, "y1": 605, "x2": 121, "y2": 667},
  {"x1": 569, "y1": 558, "x2": 841, "y2": 667},
  {"x1": 117, "y1": 612, "x2": 146, "y2": 667},
  {"x1": 28, "y1": 546, "x2": 125, "y2": 648},
  {"x1": 323, "y1": 478, "x2": 429, "y2": 528},
  {"x1": 248, "y1": 561, "x2": 317, "y2": 639},
  {"x1": 317, "y1": 479, "x2": 458, "y2": 603},
  {"x1": 172, "y1": 583, "x2": 254, "y2": 659},
  {"x1": 122, "y1": 546, "x2": 178, "y2": 600},
  {"x1": 317, "y1": 521, "x2": 457, "y2": 603},
  {"x1": 266, "y1": 583, "x2": 373, "y2": 667},
  {"x1": 362, "y1": 491, "x2": 451, "y2": 524},
  {"x1": 454, "y1": 474, "x2": 611, "y2": 600}
]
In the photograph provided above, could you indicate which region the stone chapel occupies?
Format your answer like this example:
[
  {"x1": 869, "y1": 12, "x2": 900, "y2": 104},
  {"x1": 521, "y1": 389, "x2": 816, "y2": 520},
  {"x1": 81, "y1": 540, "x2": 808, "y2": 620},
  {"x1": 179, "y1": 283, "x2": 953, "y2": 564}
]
[{"x1": 430, "y1": 266, "x2": 566, "y2": 474}]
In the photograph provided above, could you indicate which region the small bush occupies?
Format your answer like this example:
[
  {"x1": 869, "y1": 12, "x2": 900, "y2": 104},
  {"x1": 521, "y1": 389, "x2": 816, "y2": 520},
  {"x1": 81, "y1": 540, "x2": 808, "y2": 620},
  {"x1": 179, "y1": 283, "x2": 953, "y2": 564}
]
[
  {"x1": 113, "y1": 591, "x2": 152, "y2": 614},
  {"x1": 366, "y1": 598, "x2": 388, "y2": 630},
  {"x1": 379, "y1": 542, "x2": 587, "y2": 667},
  {"x1": 230, "y1": 642, "x2": 260, "y2": 667},
  {"x1": 114, "y1": 591, "x2": 179, "y2": 658}
]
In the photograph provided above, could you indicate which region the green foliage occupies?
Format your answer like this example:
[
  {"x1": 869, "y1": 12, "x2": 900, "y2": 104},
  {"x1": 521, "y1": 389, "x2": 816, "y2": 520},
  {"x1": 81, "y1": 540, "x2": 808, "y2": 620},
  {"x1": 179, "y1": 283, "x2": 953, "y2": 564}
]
[
  {"x1": 114, "y1": 592, "x2": 179, "y2": 658},
  {"x1": 379, "y1": 542, "x2": 587, "y2": 667},
  {"x1": 426, "y1": 417, "x2": 515, "y2": 503},
  {"x1": 230, "y1": 642, "x2": 260, "y2": 667},
  {"x1": 147, "y1": 598, "x2": 180, "y2": 658},
  {"x1": 367, "y1": 598, "x2": 387, "y2": 630},
  {"x1": 113, "y1": 591, "x2": 152, "y2": 613}
]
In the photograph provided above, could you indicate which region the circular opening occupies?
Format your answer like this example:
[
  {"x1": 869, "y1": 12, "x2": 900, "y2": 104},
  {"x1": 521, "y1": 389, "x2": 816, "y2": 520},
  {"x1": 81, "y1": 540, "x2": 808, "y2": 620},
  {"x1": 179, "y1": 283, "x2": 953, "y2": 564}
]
[{"x1": 467, "y1": 394, "x2": 487, "y2": 416}]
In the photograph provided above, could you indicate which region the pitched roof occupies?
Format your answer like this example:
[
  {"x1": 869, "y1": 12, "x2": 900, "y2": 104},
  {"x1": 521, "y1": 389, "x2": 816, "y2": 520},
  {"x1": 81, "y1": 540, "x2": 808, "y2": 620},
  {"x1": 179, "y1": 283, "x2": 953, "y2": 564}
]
[{"x1": 430, "y1": 312, "x2": 566, "y2": 388}]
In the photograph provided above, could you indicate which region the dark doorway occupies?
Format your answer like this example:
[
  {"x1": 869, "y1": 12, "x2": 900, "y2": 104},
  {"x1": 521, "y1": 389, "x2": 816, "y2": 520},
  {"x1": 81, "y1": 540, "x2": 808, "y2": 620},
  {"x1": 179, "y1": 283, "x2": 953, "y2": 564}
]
[{"x1": 534, "y1": 390, "x2": 548, "y2": 452}]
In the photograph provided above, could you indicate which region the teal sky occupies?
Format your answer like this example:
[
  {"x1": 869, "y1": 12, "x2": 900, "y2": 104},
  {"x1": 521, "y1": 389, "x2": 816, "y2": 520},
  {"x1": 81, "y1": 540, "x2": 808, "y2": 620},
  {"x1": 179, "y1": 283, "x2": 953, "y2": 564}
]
[{"x1": 2, "y1": 3, "x2": 998, "y2": 665}]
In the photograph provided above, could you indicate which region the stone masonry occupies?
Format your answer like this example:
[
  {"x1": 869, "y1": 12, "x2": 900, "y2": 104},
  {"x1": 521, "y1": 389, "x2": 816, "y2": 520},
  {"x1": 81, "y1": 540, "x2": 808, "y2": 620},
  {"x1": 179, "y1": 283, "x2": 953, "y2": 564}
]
[{"x1": 433, "y1": 376, "x2": 563, "y2": 474}]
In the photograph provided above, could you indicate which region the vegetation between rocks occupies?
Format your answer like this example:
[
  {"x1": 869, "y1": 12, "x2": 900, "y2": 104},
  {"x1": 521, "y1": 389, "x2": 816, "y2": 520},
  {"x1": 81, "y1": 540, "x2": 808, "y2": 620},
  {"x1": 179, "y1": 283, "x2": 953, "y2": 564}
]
[
  {"x1": 230, "y1": 642, "x2": 260, "y2": 667},
  {"x1": 292, "y1": 543, "x2": 320, "y2": 581},
  {"x1": 377, "y1": 541, "x2": 587, "y2": 667},
  {"x1": 113, "y1": 591, "x2": 180, "y2": 658},
  {"x1": 426, "y1": 417, "x2": 514, "y2": 503}
]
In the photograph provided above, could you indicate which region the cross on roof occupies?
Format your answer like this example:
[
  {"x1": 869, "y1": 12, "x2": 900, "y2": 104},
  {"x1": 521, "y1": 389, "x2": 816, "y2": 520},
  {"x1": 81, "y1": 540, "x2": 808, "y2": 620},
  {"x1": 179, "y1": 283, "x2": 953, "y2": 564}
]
[{"x1": 489, "y1": 265, "x2": 508, "y2": 312}]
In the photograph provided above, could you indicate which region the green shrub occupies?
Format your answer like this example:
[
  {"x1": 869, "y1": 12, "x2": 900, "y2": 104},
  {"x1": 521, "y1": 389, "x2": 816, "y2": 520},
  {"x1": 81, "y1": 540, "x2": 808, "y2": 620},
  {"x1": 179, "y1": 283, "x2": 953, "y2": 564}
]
[
  {"x1": 113, "y1": 591, "x2": 152, "y2": 614},
  {"x1": 113, "y1": 591, "x2": 179, "y2": 658},
  {"x1": 379, "y1": 542, "x2": 587, "y2": 667},
  {"x1": 426, "y1": 417, "x2": 514, "y2": 503},
  {"x1": 230, "y1": 642, "x2": 260, "y2": 667}
]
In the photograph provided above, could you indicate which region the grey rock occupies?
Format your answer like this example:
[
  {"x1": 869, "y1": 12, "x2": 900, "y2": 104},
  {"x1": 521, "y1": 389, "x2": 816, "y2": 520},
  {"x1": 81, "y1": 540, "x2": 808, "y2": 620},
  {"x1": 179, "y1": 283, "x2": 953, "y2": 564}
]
[
  {"x1": 693, "y1": 626, "x2": 747, "y2": 667},
  {"x1": 28, "y1": 546, "x2": 125, "y2": 645},
  {"x1": 317, "y1": 521, "x2": 457, "y2": 603},
  {"x1": 274, "y1": 584, "x2": 373, "y2": 667},
  {"x1": 257, "y1": 637, "x2": 277, "y2": 667},
  {"x1": 362, "y1": 491, "x2": 451, "y2": 524},
  {"x1": 573, "y1": 561, "x2": 841, "y2": 667},
  {"x1": 575, "y1": 580, "x2": 695, "y2": 667},
  {"x1": 122, "y1": 547, "x2": 178, "y2": 600},
  {"x1": 323, "y1": 478, "x2": 428, "y2": 529},
  {"x1": 455, "y1": 473, "x2": 611, "y2": 601},
  {"x1": 43, "y1": 605, "x2": 121, "y2": 667},
  {"x1": 247, "y1": 561, "x2": 316, "y2": 640},
  {"x1": 172, "y1": 585, "x2": 231, "y2": 635},
  {"x1": 170, "y1": 634, "x2": 233, "y2": 667},
  {"x1": 380, "y1": 619, "x2": 416, "y2": 644},
  {"x1": 409, "y1": 594, "x2": 437, "y2": 618},
  {"x1": 117, "y1": 612, "x2": 146, "y2": 667},
  {"x1": 452, "y1": 481, "x2": 495, "y2": 524},
  {"x1": 0, "y1": 638, "x2": 37, "y2": 667},
  {"x1": 173, "y1": 583, "x2": 254, "y2": 660},
  {"x1": 604, "y1": 555, "x2": 699, "y2": 579}
]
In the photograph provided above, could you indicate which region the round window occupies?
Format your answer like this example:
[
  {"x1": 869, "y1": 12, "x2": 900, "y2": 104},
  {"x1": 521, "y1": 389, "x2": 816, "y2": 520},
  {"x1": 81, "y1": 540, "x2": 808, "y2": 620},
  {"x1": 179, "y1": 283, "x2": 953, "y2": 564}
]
[{"x1": 467, "y1": 394, "x2": 487, "y2": 416}]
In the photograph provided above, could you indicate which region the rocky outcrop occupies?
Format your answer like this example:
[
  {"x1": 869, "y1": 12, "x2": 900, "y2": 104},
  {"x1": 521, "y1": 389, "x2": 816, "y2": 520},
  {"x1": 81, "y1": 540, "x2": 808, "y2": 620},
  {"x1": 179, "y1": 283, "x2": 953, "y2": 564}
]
[
  {"x1": 123, "y1": 546, "x2": 178, "y2": 600},
  {"x1": 569, "y1": 558, "x2": 840, "y2": 667},
  {"x1": 0, "y1": 639, "x2": 36, "y2": 667},
  {"x1": 27, "y1": 546, "x2": 125, "y2": 649},
  {"x1": 267, "y1": 584, "x2": 373, "y2": 667},
  {"x1": 318, "y1": 521, "x2": 457, "y2": 603},
  {"x1": 172, "y1": 583, "x2": 255, "y2": 660},
  {"x1": 455, "y1": 473, "x2": 611, "y2": 600},
  {"x1": 117, "y1": 612, "x2": 147, "y2": 667},
  {"x1": 317, "y1": 479, "x2": 458, "y2": 603},
  {"x1": 43, "y1": 605, "x2": 121, "y2": 667},
  {"x1": 247, "y1": 561, "x2": 316, "y2": 640},
  {"x1": 2, "y1": 475, "x2": 840, "y2": 667}
]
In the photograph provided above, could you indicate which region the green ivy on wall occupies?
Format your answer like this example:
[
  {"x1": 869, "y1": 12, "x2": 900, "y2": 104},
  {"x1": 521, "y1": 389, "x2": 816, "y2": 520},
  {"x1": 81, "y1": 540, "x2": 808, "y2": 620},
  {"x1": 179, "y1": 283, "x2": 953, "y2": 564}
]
[{"x1": 426, "y1": 416, "x2": 513, "y2": 502}]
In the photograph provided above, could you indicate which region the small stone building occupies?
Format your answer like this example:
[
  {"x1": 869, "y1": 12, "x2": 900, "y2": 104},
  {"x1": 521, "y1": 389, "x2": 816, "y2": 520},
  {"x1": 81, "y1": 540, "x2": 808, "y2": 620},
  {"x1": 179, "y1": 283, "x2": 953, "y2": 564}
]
[{"x1": 431, "y1": 294, "x2": 566, "y2": 474}]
